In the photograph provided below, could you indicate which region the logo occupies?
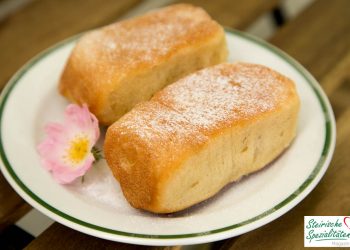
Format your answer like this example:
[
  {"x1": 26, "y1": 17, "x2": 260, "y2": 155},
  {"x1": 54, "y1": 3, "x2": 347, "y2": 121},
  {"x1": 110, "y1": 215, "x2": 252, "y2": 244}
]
[
  {"x1": 305, "y1": 216, "x2": 350, "y2": 247},
  {"x1": 344, "y1": 217, "x2": 350, "y2": 230}
]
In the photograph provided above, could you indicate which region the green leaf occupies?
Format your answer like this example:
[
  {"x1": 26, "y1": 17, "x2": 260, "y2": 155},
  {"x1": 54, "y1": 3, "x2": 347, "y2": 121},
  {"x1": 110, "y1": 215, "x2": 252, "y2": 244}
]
[{"x1": 91, "y1": 146, "x2": 104, "y2": 162}]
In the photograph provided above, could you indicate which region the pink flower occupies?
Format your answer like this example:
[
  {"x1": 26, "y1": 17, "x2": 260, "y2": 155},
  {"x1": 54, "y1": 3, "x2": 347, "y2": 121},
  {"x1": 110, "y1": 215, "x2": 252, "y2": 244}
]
[{"x1": 37, "y1": 104, "x2": 100, "y2": 184}]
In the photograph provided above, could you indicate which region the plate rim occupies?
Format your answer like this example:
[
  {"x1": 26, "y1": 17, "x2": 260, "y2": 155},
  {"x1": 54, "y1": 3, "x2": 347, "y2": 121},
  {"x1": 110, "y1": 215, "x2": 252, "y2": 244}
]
[{"x1": 0, "y1": 28, "x2": 336, "y2": 244}]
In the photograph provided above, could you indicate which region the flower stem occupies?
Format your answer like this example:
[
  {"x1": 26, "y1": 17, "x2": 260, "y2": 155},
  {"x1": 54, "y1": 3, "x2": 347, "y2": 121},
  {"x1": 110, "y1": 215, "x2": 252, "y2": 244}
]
[{"x1": 91, "y1": 146, "x2": 104, "y2": 162}]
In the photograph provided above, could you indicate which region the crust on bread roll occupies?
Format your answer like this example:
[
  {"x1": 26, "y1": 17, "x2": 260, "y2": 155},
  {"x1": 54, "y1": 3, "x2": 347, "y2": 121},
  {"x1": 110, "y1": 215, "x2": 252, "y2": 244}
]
[
  {"x1": 104, "y1": 63, "x2": 300, "y2": 213},
  {"x1": 59, "y1": 4, "x2": 227, "y2": 125}
]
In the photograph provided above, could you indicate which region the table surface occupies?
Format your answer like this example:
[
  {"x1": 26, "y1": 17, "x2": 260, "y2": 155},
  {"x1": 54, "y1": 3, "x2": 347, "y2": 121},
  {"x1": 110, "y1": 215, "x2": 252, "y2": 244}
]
[{"x1": 0, "y1": 0, "x2": 349, "y2": 249}]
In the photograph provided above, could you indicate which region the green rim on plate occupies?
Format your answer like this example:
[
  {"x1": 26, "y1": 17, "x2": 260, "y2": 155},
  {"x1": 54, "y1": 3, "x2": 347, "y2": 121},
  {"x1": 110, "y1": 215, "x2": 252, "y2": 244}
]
[{"x1": 0, "y1": 29, "x2": 333, "y2": 240}]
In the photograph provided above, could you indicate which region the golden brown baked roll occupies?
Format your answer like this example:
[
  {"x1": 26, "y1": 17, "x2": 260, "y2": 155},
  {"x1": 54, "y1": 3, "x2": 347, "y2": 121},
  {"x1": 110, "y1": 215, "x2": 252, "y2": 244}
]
[
  {"x1": 104, "y1": 62, "x2": 300, "y2": 213},
  {"x1": 59, "y1": 4, "x2": 228, "y2": 125}
]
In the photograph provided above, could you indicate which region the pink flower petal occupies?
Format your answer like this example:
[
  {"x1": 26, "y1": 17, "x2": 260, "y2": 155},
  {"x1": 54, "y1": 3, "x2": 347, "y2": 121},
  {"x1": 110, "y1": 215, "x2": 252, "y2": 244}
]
[
  {"x1": 65, "y1": 104, "x2": 100, "y2": 143},
  {"x1": 52, "y1": 154, "x2": 94, "y2": 184},
  {"x1": 37, "y1": 104, "x2": 100, "y2": 184},
  {"x1": 44, "y1": 123, "x2": 68, "y2": 143}
]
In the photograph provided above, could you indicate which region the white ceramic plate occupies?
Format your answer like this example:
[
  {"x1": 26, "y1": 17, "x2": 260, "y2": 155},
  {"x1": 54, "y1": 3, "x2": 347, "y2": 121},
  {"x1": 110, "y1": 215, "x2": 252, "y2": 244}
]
[{"x1": 0, "y1": 30, "x2": 335, "y2": 246}]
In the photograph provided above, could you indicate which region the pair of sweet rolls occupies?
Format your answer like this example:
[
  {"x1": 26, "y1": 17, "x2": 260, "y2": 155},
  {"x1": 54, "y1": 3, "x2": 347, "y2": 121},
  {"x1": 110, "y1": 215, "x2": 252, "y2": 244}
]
[{"x1": 59, "y1": 4, "x2": 300, "y2": 213}]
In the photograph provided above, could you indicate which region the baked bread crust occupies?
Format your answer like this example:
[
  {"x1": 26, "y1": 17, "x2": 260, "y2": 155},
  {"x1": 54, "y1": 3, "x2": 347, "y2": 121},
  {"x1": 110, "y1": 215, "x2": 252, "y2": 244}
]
[
  {"x1": 104, "y1": 63, "x2": 300, "y2": 213},
  {"x1": 59, "y1": 4, "x2": 227, "y2": 125}
]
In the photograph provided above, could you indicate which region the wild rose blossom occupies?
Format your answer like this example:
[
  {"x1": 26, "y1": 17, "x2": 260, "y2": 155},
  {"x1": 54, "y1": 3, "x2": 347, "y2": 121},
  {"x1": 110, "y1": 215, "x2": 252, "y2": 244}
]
[{"x1": 37, "y1": 104, "x2": 100, "y2": 184}]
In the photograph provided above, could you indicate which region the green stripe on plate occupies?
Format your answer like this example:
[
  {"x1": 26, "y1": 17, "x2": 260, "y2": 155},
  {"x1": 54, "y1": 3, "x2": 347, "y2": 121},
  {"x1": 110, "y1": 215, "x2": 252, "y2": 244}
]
[{"x1": 0, "y1": 29, "x2": 334, "y2": 240}]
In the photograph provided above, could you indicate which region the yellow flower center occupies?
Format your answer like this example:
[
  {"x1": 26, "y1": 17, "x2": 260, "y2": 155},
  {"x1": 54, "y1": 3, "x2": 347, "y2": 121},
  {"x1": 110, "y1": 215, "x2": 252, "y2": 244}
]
[{"x1": 67, "y1": 136, "x2": 90, "y2": 164}]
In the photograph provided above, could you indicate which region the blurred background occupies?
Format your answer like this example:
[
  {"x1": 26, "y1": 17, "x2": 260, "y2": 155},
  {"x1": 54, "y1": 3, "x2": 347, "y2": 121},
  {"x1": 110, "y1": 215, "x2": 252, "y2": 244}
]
[{"x1": 1, "y1": 0, "x2": 349, "y2": 249}]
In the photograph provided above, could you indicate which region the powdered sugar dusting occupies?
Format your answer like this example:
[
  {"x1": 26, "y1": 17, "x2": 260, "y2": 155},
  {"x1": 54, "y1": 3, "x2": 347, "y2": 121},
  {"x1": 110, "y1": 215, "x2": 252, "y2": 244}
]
[
  {"x1": 77, "y1": 4, "x2": 219, "y2": 74},
  {"x1": 116, "y1": 63, "x2": 293, "y2": 156},
  {"x1": 154, "y1": 63, "x2": 291, "y2": 133},
  {"x1": 117, "y1": 102, "x2": 207, "y2": 165},
  {"x1": 107, "y1": 62, "x2": 296, "y2": 177},
  {"x1": 121, "y1": 102, "x2": 195, "y2": 142}
]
